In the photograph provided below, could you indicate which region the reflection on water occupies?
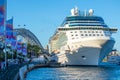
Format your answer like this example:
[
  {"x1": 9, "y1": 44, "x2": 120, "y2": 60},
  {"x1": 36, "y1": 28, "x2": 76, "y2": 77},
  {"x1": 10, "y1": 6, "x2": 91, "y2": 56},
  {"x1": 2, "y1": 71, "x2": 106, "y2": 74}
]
[{"x1": 26, "y1": 66, "x2": 120, "y2": 80}]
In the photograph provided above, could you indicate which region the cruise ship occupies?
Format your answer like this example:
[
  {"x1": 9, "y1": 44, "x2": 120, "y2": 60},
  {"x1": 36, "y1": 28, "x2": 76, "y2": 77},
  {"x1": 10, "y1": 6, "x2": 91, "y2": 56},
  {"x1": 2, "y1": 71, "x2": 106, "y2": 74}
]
[{"x1": 49, "y1": 7, "x2": 117, "y2": 65}]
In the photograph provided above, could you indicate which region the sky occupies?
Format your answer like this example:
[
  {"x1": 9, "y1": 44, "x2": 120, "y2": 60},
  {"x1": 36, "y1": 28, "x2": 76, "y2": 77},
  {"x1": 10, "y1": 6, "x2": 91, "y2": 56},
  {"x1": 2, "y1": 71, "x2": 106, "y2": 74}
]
[{"x1": 7, "y1": 0, "x2": 120, "y2": 51}]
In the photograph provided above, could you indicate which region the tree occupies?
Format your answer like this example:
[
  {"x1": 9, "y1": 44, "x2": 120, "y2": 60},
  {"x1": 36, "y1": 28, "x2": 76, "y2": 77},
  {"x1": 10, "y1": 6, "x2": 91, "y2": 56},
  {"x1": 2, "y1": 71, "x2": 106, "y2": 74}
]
[{"x1": 27, "y1": 43, "x2": 43, "y2": 57}]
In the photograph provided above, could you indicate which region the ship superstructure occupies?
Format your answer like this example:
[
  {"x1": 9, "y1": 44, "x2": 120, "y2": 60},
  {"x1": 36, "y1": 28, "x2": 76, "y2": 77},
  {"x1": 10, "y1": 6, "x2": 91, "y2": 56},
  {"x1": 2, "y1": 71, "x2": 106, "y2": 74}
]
[{"x1": 49, "y1": 7, "x2": 117, "y2": 65}]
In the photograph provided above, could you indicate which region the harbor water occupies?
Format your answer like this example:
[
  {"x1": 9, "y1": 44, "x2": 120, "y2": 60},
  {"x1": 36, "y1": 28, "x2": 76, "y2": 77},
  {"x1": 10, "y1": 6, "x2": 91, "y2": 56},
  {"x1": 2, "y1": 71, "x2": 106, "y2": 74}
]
[{"x1": 26, "y1": 66, "x2": 120, "y2": 80}]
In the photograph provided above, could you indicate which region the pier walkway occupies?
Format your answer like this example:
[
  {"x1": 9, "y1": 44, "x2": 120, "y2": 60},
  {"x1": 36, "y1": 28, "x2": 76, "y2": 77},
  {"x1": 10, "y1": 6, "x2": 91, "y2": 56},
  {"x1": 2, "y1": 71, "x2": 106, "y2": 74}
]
[
  {"x1": 0, "y1": 63, "x2": 27, "y2": 80},
  {"x1": 0, "y1": 62, "x2": 49, "y2": 80}
]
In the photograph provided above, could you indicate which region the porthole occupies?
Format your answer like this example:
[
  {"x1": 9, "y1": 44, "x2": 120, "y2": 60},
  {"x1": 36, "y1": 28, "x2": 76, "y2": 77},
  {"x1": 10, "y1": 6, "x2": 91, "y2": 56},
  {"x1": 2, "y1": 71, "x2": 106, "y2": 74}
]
[{"x1": 81, "y1": 56, "x2": 86, "y2": 59}]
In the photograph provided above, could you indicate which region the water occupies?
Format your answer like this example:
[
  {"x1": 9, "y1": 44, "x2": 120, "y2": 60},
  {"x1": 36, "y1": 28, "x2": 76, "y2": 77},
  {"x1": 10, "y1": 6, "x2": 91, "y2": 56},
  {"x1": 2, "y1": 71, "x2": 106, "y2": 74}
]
[{"x1": 26, "y1": 66, "x2": 120, "y2": 80}]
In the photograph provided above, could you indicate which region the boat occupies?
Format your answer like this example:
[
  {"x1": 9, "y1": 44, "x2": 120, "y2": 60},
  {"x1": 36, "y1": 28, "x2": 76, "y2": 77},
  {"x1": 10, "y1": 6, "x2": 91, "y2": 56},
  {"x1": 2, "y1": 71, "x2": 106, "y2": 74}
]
[
  {"x1": 107, "y1": 49, "x2": 120, "y2": 65},
  {"x1": 49, "y1": 7, "x2": 118, "y2": 66}
]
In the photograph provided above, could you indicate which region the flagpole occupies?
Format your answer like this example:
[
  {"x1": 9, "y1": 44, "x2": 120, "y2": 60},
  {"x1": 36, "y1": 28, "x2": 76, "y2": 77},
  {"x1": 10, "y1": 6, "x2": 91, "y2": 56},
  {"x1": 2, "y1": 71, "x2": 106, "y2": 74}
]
[
  {"x1": 12, "y1": 17, "x2": 14, "y2": 61},
  {"x1": 4, "y1": 0, "x2": 7, "y2": 68}
]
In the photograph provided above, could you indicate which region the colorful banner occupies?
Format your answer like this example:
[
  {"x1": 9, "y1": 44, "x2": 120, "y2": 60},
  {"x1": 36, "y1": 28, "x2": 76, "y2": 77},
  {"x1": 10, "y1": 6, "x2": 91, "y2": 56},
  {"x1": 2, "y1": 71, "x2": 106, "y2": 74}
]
[
  {"x1": 5, "y1": 18, "x2": 13, "y2": 45},
  {"x1": 6, "y1": 18, "x2": 13, "y2": 38},
  {"x1": 22, "y1": 43, "x2": 27, "y2": 55},
  {"x1": 0, "y1": 0, "x2": 6, "y2": 35},
  {"x1": 11, "y1": 39, "x2": 16, "y2": 50},
  {"x1": 17, "y1": 42, "x2": 22, "y2": 53},
  {"x1": 6, "y1": 18, "x2": 13, "y2": 30},
  {"x1": 11, "y1": 31, "x2": 17, "y2": 50}
]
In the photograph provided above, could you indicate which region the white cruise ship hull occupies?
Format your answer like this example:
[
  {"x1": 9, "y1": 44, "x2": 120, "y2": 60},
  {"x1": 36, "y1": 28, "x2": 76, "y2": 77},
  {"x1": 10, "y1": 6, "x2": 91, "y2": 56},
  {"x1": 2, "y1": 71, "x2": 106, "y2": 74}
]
[
  {"x1": 49, "y1": 8, "x2": 118, "y2": 66},
  {"x1": 57, "y1": 38, "x2": 115, "y2": 66}
]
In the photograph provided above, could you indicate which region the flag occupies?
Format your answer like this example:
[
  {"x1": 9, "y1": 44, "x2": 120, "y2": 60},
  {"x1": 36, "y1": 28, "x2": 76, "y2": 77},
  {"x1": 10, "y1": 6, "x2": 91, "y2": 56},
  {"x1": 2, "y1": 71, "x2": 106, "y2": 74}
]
[
  {"x1": 11, "y1": 31, "x2": 17, "y2": 50},
  {"x1": 6, "y1": 18, "x2": 13, "y2": 38},
  {"x1": 11, "y1": 39, "x2": 16, "y2": 50},
  {"x1": 17, "y1": 42, "x2": 22, "y2": 53},
  {"x1": 17, "y1": 39, "x2": 22, "y2": 53},
  {"x1": 0, "y1": 0, "x2": 6, "y2": 35},
  {"x1": 22, "y1": 43, "x2": 27, "y2": 55},
  {"x1": 5, "y1": 18, "x2": 13, "y2": 45},
  {"x1": 6, "y1": 18, "x2": 13, "y2": 31}
]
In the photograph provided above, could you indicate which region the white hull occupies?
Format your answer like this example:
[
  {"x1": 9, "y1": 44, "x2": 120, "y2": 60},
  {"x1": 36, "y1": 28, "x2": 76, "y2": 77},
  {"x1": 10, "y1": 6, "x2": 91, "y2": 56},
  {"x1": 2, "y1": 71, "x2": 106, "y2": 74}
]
[
  {"x1": 49, "y1": 8, "x2": 117, "y2": 66},
  {"x1": 57, "y1": 38, "x2": 115, "y2": 65}
]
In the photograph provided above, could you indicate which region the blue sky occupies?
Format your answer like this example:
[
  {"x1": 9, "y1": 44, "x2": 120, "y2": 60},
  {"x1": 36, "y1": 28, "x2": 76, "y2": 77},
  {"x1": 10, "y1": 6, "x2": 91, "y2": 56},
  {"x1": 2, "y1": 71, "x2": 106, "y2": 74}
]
[{"x1": 7, "y1": 0, "x2": 120, "y2": 51}]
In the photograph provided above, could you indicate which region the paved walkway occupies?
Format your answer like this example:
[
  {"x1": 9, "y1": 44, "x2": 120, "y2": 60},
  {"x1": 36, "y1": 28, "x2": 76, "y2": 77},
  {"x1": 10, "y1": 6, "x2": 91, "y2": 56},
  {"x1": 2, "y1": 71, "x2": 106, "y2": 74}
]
[{"x1": 0, "y1": 63, "x2": 27, "y2": 80}]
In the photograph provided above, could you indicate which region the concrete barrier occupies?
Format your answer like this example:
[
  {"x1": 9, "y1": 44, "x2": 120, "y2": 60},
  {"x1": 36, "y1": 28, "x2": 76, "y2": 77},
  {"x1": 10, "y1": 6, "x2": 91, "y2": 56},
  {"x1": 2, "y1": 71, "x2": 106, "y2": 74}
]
[{"x1": 19, "y1": 65, "x2": 27, "y2": 80}]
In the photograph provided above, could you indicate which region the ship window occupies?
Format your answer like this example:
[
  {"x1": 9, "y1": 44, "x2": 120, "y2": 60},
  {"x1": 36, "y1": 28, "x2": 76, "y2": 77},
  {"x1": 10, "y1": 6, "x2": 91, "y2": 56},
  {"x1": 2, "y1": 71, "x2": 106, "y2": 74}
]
[
  {"x1": 89, "y1": 34, "x2": 91, "y2": 36},
  {"x1": 81, "y1": 34, "x2": 84, "y2": 36},
  {"x1": 84, "y1": 31, "x2": 87, "y2": 33},
  {"x1": 75, "y1": 31, "x2": 77, "y2": 33},
  {"x1": 76, "y1": 34, "x2": 78, "y2": 36},
  {"x1": 92, "y1": 31, "x2": 94, "y2": 33},
  {"x1": 81, "y1": 56, "x2": 86, "y2": 59},
  {"x1": 93, "y1": 34, "x2": 95, "y2": 36},
  {"x1": 97, "y1": 34, "x2": 99, "y2": 36},
  {"x1": 101, "y1": 34, "x2": 103, "y2": 36},
  {"x1": 88, "y1": 31, "x2": 90, "y2": 33},
  {"x1": 71, "y1": 35, "x2": 74, "y2": 36},
  {"x1": 72, "y1": 38, "x2": 74, "y2": 39},
  {"x1": 70, "y1": 32, "x2": 73, "y2": 33},
  {"x1": 96, "y1": 31, "x2": 98, "y2": 33},
  {"x1": 80, "y1": 31, "x2": 82, "y2": 33},
  {"x1": 85, "y1": 34, "x2": 88, "y2": 36},
  {"x1": 99, "y1": 31, "x2": 102, "y2": 33}
]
